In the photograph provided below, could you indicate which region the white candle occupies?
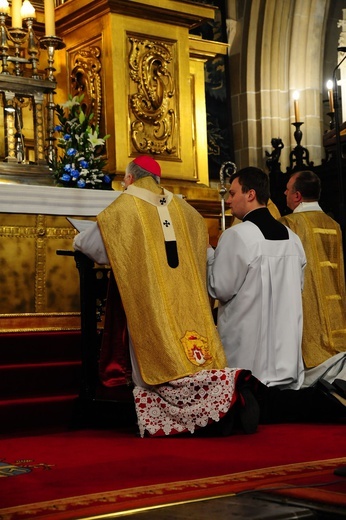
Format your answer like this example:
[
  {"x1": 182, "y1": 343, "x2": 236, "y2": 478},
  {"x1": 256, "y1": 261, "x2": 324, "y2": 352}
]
[
  {"x1": 326, "y1": 80, "x2": 334, "y2": 112},
  {"x1": 44, "y1": 0, "x2": 55, "y2": 36},
  {"x1": 0, "y1": 0, "x2": 10, "y2": 15},
  {"x1": 11, "y1": 0, "x2": 22, "y2": 27},
  {"x1": 293, "y1": 90, "x2": 300, "y2": 122},
  {"x1": 21, "y1": 0, "x2": 35, "y2": 19}
]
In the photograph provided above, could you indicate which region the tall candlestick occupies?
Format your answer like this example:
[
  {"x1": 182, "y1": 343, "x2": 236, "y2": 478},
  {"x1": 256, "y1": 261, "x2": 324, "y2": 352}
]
[
  {"x1": 11, "y1": 0, "x2": 22, "y2": 27},
  {"x1": 44, "y1": 0, "x2": 55, "y2": 36},
  {"x1": 327, "y1": 80, "x2": 334, "y2": 112},
  {"x1": 293, "y1": 90, "x2": 300, "y2": 122}
]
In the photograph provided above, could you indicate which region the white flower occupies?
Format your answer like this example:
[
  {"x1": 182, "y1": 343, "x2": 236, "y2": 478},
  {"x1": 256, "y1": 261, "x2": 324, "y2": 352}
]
[
  {"x1": 62, "y1": 96, "x2": 81, "y2": 110},
  {"x1": 87, "y1": 129, "x2": 105, "y2": 148}
]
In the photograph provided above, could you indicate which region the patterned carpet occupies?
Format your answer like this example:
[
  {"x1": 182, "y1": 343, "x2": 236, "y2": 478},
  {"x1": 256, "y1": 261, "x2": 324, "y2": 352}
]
[{"x1": 1, "y1": 424, "x2": 346, "y2": 520}]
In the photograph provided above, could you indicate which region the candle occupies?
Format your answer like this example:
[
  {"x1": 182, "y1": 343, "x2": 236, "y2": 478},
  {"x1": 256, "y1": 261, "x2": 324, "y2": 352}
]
[
  {"x1": 293, "y1": 90, "x2": 300, "y2": 122},
  {"x1": 0, "y1": 0, "x2": 9, "y2": 15},
  {"x1": 327, "y1": 80, "x2": 334, "y2": 112},
  {"x1": 44, "y1": 0, "x2": 55, "y2": 36},
  {"x1": 21, "y1": 0, "x2": 35, "y2": 19},
  {"x1": 11, "y1": 0, "x2": 22, "y2": 27}
]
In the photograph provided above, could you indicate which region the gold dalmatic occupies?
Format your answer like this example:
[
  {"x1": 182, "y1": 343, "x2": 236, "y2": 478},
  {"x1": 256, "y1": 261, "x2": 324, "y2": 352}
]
[{"x1": 280, "y1": 211, "x2": 346, "y2": 367}]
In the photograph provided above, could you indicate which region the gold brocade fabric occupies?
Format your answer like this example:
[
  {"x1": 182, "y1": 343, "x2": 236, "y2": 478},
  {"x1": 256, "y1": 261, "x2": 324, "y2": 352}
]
[
  {"x1": 279, "y1": 211, "x2": 346, "y2": 368},
  {"x1": 267, "y1": 199, "x2": 281, "y2": 220},
  {"x1": 97, "y1": 177, "x2": 227, "y2": 385}
]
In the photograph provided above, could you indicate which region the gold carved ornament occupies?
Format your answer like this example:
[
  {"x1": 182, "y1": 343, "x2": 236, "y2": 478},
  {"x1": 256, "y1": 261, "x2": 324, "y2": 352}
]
[
  {"x1": 70, "y1": 46, "x2": 102, "y2": 128},
  {"x1": 128, "y1": 37, "x2": 177, "y2": 156}
]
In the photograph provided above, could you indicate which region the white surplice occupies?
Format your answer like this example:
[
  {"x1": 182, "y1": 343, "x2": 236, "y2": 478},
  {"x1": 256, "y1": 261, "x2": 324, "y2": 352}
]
[{"x1": 208, "y1": 218, "x2": 306, "y2": 390}]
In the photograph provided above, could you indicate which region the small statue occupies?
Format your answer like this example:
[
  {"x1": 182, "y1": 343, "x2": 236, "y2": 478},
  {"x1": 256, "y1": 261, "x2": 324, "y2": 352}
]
[{"x1": 265, "y1": 137, "x2": 284, "y2": 172}]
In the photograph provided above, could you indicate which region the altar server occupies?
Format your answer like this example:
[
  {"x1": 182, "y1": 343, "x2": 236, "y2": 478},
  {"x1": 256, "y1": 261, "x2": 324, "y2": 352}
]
[{"x1": 207, "y1": 167, "x2": 306, "y2": 390}]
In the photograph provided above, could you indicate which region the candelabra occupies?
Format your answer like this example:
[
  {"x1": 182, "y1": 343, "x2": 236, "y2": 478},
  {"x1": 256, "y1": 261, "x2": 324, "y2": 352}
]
[
  {"x1": 0, "y1": 8, "x2": 39, "y2": 79},
  {"x1": 0, "y1": 4, "x2": 65, "y2": 177},
  {"x1": 39, "y1": 35, "x2": 66, "y2": 164},
  {"x1": 288, "y1": 122, "x2": 314, "y2": 171}
]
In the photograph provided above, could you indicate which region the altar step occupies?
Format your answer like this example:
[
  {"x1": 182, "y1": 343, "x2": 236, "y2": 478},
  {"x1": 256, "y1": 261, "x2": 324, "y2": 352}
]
[
  {"x1": 0, "y1": 361, "x2": 81, "y2": 399},
  {"x1": 0, "y1": 331, "x2": 82, "y2": 435}
]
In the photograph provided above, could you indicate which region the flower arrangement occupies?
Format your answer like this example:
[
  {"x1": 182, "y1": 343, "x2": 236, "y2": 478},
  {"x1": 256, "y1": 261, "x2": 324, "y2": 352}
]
[{"x1": 50, "y1": 94, "x2": 112, "y2": 189}]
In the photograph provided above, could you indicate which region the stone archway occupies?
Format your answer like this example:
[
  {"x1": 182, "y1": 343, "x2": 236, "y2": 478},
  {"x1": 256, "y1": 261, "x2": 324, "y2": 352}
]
[{"x1": 227, "y1": 0, "x2": 331, "y2": 171}]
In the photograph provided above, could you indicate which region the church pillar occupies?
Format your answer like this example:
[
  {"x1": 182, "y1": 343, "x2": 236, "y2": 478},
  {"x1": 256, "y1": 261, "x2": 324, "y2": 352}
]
[{"x1": 227, "y1": 0, "x2": 329, "y2": 171}]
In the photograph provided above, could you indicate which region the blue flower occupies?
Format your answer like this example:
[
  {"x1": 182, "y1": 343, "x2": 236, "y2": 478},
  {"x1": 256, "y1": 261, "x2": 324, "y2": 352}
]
[
  {"x1": 67, "y1": 148, "x2": 77, "y2": 156},
  {"x1": 80, "y1": 160, "x2": 89, "y2": 168},
  {"x1": 71, "y1": 169, "x2": 80, "y2": 179},
  {"x1": 64, "y1": 164, "x2": 71, "y2": 172},
  {"x1": 63, "y1": 134, "x2": 71, "y2": 141},
  {"x1": 103, "y1": 175, "x2": 111, "y2": 184},
  {"x1": 61, "y1": 173, "x2": 71, "y2": 182},
  {"x1": 54, "y1": 125, "x2": 63, "y2": 132},
  {"x1": 77, "y1": 178, "x2": 86, "y2": 188}
]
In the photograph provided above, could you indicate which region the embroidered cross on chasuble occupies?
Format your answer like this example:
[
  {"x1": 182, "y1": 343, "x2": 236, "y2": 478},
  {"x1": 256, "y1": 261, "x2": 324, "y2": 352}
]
[
  {"x1": 124, "y1": 184, "x2": 179, "y2": 268},
  {"x1": 97, "y1": 178, "x2": 227, "y2": 386}
]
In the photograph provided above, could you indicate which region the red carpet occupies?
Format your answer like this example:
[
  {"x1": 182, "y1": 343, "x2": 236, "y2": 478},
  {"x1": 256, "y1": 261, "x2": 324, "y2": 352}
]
[{"x1": 1, "y1": 422, "x2": 346, "y2": 519}]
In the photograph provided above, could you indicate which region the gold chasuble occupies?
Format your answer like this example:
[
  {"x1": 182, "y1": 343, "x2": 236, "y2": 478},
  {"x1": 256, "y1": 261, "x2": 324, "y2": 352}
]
[
  {"x1": 97, "y1": 177, "x2": 227, "y2": 385},
  {"x1": 280, "y1": 211, "x2": 346, "y2": 367}
]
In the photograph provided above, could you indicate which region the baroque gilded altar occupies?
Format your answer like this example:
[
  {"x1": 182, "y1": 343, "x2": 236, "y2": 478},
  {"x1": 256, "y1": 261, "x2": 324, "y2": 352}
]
[
  {"x1": 54, "y1": 0, "x2": 228, "y2": 187},
  {"x1": 1, "y1": 0, "x2": 229, "y2": 331}
]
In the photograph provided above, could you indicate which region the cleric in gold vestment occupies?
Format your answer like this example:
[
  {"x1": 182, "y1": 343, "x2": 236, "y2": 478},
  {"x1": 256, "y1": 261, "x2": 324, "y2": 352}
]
[
  {"x1": 280, "y1": 171, "x2": 346, "y2": 374},
  {"x1": 74, "y1": 156, "x2": 260, "y2": 437},
  {"x1": 98, "y1": 174, "x2": 227, "y2": 385}
]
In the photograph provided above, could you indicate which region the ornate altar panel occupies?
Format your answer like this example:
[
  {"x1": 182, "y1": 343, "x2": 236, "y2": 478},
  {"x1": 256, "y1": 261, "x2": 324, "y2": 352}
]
[
  {"x1": 54, "y1": 0, "x2": 220, "y2": 185},
  {"x1": 0, "y1": 184, "x2": 121, "y2": 331},
  {"x1": 108, "y1": 15, "x2": 195, "y2": 179},
  {"x1": 128, "y1": 35, "x2": 178, "y2": 158},
  {"x1": 0, "y1": 214, "x2": 78, "y2": 314}
]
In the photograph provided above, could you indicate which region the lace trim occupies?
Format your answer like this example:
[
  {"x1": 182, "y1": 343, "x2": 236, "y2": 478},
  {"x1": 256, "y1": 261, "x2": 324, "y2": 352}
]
[{"x1": 133, "y1": 367, "x2": 240, "y2": 437}]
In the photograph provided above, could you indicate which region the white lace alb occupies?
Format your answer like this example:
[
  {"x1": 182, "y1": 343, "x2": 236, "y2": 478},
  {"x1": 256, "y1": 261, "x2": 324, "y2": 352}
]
[{"x1": 133, "y1": 367, "x2": 240, "y2": 437}]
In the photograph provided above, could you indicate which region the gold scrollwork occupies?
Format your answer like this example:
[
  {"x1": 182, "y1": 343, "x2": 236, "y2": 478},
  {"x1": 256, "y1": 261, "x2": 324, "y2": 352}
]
[
  {"x1": 70, "y1": 46, "x2": 102, "y2": 128},
  {"x1": 128, "y1": 37, "x2": 177, "y2": 156}
]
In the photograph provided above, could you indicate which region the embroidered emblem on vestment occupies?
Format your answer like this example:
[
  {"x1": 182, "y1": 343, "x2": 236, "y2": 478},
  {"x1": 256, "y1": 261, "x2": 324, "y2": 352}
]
[{"x1": 180, "y1": 331, "x2": 213, "y2": 366}]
